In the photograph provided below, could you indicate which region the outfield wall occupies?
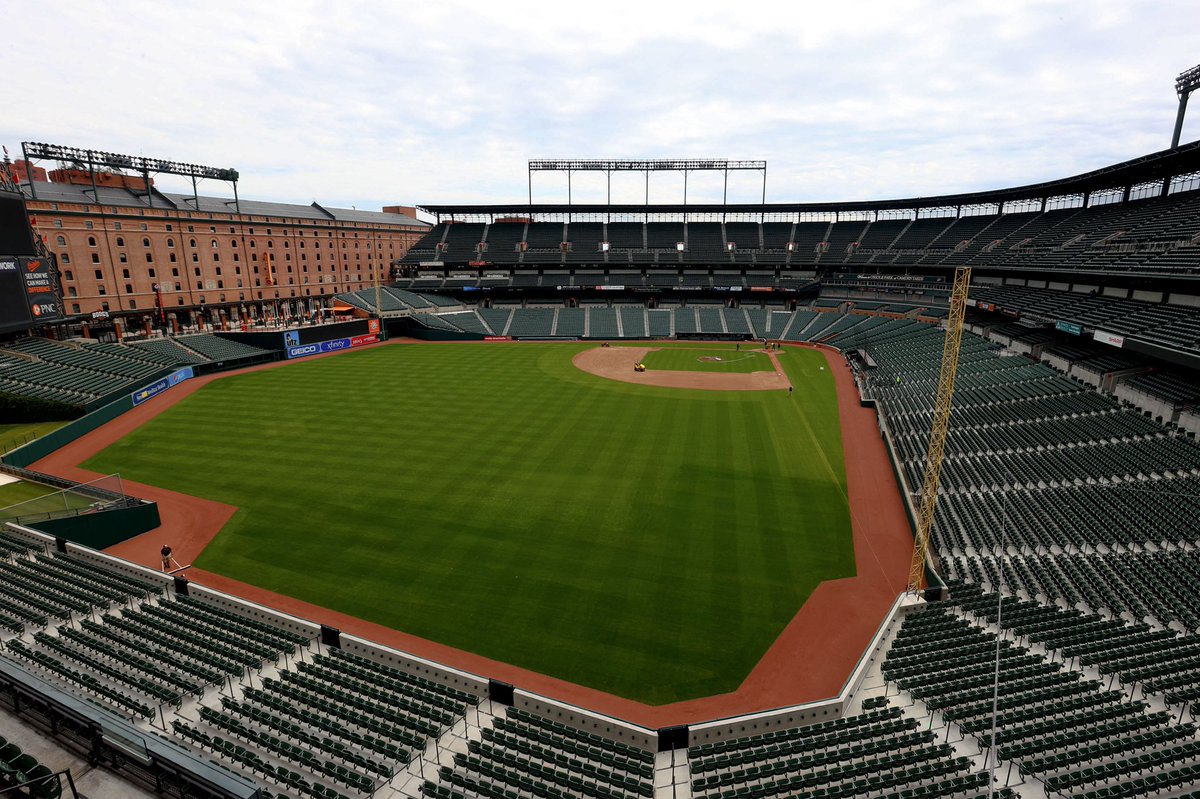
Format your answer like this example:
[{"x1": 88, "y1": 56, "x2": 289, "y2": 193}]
[
  {"x1": 28, "y1": 501, "x2": 161, "y2": 550},
  {"x1": 0, "y1": 335, "x2": 932, "y2": 754},
  {"x1": 5, "y1": 359, "x2": 248, "y2": 469},
  {"x1": 3, "y1": 393, "x2": 135, "y2": 468},
  {"x1": 512, "y1": 691, "x2": 657, "y2": 751},
  {"x1": 687, "y1": 592, "x2": 920, "y2": 746},
  {"x1": 218, "y1": 318, "x2": 385, "y2": 358},
  {"x1": 334, "y1": 633, "x2": 488, "y2": 701},
  {"x1": 3, "y1": 519, "x2": 921, "y2": 754},
  {"x1": 3, "y1": 521, "x2": 652, "y2": 749}
]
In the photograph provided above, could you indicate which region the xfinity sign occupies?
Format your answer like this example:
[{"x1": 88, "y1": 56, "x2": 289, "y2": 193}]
[{"x1": 286, "y1": 333, "x2": 379, "y2": 360}]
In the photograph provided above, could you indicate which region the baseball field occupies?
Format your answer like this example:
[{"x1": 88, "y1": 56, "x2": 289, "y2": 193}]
[{"x1": 83, "y1": 342, "x2": 854, "y2": 704}]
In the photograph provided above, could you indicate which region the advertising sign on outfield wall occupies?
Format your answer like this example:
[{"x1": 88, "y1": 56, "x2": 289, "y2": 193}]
[
  {"x1": 132, "y1": 366, "x2": 194, "y2": 406},
  {"x1": 1093, "y1": 330, "x2": 1125, "y2": 348},
  {"x1": 287, "y1": 333, "x2": 378, "y2": 359}
]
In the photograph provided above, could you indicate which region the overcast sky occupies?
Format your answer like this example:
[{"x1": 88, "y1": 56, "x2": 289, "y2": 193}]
[{"x1": 3, "y1": 0, "x2": 1197, "y2": 214}]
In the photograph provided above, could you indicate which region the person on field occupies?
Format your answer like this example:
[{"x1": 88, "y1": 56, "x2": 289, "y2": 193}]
[{"x1": 161, "y1": 545, "x2": 173, "y2": 572}]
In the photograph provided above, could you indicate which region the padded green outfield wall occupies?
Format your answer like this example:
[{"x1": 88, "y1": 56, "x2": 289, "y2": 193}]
[
  {"x1": 30, "y1": 501, "x2": 162, "y2": 550},
  {"x1": 3, "y1": 395, "x2": 135, "y2": 468}
]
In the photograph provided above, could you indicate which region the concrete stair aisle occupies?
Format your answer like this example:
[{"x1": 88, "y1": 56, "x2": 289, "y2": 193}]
[
  {"x1": 795, "y1": 312, "x2": 824, "y2": 339},
  {"x1": 388, "y1": 700, "x2": 501, "y2": 798},
  {"x1": 475, "y1": 309, "x2": 495, "y2": 335},
  {"x1": 776, "y1": 311, "x2": 801, "y2": 340},
  {"x1": 657, "y1": 747, "x2": 691, "y2": 798}
]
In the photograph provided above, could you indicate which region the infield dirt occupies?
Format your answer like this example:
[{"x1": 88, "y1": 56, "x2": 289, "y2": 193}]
[{"x1": 572, "y1": 345, "x2": 790, "y2": 390}]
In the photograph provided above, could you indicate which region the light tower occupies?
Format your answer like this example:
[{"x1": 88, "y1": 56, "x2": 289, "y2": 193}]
[{"x1": 1172, "y1": 64, "x2": 1200, "y2": 148}]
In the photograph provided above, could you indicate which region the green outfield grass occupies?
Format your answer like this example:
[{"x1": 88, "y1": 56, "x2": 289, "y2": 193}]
[
  {"x1": 641, "y1": 346, "x2": 771, "y2": 373},
  {"x1": 85, "y1": 342, "x2": 853, "y2": 704},
  {"x1": 0, "y1": 480, "x2": 95, "y2": 521},
  {"x1": 0, "y1": 421, "x2": 68, "y2": 455},
  {"x1": 0, "y1": 480, "x2": 58, "y2": 510}
]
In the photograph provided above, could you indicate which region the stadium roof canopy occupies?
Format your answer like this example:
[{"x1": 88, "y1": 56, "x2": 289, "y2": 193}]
[
  {"x1": 18, "y1": 181, "x2": 428, "y2": 228},
  {"x1": 419, "y1": 141, "x2": 1200, "y2": 219}
]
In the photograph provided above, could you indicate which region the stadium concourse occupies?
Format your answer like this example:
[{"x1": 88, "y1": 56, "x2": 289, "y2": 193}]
[{"x1": 4, "y1": 143, "x2": 1200, "y2": 799}]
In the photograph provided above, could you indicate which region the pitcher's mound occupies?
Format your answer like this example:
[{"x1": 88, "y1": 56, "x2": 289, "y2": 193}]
[{"x1": 573, "y1": 346, "x2": 790, "y2": 391}]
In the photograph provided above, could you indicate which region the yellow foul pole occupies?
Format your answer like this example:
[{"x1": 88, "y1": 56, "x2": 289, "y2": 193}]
[{"x1": 908, "y1": 266, "x2": 971, "y2": 595}]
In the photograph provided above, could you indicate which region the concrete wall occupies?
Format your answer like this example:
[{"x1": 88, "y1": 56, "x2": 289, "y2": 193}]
[
  {"x1": 512, "y1": 692, "x2": 657, "y2": 751},
  {"x1": 688, "y1": 594, "x2": 920, "y2": 746}
]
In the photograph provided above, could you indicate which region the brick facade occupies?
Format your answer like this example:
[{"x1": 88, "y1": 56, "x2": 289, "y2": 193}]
[{"x1": 23, "y1": 184, "x2": 427, "y2": 320}]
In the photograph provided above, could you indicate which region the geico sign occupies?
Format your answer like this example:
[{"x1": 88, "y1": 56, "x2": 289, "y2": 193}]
[{"x1": 290, "y1": 345, "x2": 319, "y2": 356}]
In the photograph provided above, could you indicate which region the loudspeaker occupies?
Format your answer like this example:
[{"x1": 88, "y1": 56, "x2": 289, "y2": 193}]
[
  {"x1": 321, "y1": 625, "x2": 341, "y2": 649},
  {"x1": 173, "y1": 576, "x2": 189, "y2": 596},
  {"x1": 54, "y1": 537, "x2": 67, "y2": 554}
]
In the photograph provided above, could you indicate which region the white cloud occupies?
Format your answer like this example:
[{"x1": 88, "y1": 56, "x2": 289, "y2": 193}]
[{"x1": 2, "y1": 0, "x2": 1197, "y2": 212}]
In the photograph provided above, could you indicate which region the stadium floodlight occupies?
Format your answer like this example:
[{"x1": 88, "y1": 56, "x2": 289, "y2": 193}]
[
  {"x1": 1172, "y1": 64, "x2": 1200, "y2": 148},
  {"x1": 20, "y1": 141, "x2": 240, "y2": 209},
  {"x1": 528, "y1": 158, "x2": 767, "y2": 206}
]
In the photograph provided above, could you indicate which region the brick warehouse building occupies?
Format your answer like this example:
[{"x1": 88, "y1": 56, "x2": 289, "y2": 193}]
[{"x1": 15, "y1": 171, "x2": 428, "y2": 329}]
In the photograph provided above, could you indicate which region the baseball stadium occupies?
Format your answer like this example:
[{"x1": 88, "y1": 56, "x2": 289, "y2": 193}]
[{"x1": 2, "y1": 70, "x2": 1200, "y2": 799}]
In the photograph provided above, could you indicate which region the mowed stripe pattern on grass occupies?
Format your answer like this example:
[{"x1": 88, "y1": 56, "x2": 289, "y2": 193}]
[{"x1": 85, "y1": 343, "x2": 853, "y2": 704}]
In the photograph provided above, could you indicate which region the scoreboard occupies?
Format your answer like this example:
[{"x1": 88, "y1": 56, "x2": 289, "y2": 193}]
[
  {"x1": 0, "y1": 185, "x2": 63, "y2": 333},
  {"x1": 0, "y1": 255, "x2": 63, "y2": 333},
  {"x1": 0, "y1": 191, "x2": 36, "y2": 256}
]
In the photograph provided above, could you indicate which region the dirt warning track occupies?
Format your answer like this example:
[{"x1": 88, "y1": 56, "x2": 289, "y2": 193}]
[
  {"x1": 30, "y1": 338, "x2": 910, "y2": 728},
  {"x1": 573, "y1": 345, "x2": 790, "y2": 390}
]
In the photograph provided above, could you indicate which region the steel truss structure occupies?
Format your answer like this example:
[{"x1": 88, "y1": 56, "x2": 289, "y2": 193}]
[
  {"x1": 528, "y1": 158, "x2": 767, "y2": 206},
  {"x1": 20, "y1": 142, "x2": 241, "y2": 210},
  {"x1": 1173, "y1": 64, "x2": 1200, "y2": 149}
]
